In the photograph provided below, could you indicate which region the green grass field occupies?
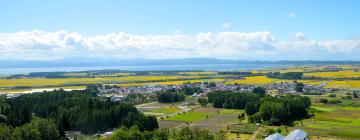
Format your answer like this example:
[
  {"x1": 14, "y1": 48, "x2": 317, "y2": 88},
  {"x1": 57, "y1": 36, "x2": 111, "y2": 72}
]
[
  {"x1": 296, "y1": 103, "x2": 360, "y2": 139},
  {"x1": 150, "y1": 107, "x2": 182, "y2": 114},
  {"x1": 165, "y1": 111, "x2": 215, "y2": 122}
]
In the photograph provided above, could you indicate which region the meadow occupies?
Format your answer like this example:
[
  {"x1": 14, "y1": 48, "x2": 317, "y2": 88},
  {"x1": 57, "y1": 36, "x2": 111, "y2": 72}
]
[{"x1": 296, "y1": 103, "x2": 360, "y2": 139}]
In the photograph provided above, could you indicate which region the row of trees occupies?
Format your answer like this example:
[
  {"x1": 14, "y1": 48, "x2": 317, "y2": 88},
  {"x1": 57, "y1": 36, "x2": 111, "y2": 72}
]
[
  {"x1": 247, "y1": 95, "x2": 311, "y2": 126},
  {"x1": 207, "y1": 91, "x2": 263, "y2": 109},
  {"x1": 206, "y1": 90, "x2": 311, "y2": 126},
  {"x1": 181, "y1": 86, "x2": 201, "y2": 95},
  {"x1": 157, "y1": 91, "x2": 186, "y2": 103},
  {"x1": 101, "y1": 125, "x2": 226, "y2": 140},
  {"x1": 267, "y1": 72, "x2": 303, "y2": 79},
  {"x1": 0, "y1": 86, "x2": 158, "y2": 137},
  {"x1": 0, "y1": 117, "x2": 61, "y2": 140}
]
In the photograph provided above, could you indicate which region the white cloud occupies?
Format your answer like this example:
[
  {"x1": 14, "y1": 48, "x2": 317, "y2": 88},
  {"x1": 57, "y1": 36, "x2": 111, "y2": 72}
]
[
  {"x1": 0, "y1": 30, "x2": 359, "y2": 60},
  {"x1": 294, "y1": 32, "x2": 306, "y2": 41},
  {"x1": 221, "y1": 22, "x2": 232, "y2": 28},
  {"x1": 287, "y1": 12, "x2": 296, "y2": 18}
]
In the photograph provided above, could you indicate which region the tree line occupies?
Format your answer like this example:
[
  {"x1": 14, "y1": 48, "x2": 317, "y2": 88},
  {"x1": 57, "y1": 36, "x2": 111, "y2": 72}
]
[
  {"x1": 266, "y1": 72, "x2": 303, "y2": 79},
  {"x1": 207, "y1": 91, "x2": 263, "y2": 109},
  {"x1": 157, "y1": 90, "x2": 186, "y2": 103},
  {"x1": 206, "y1": 90, "x2": 311, "y2": 126},
  {"x1": 247, "y1": 95, "x2": 311, "y2": 126},
  {"x1": 0, "y1": 86, "x2": 158, "y2": 139},
  {"x1": 101, "y1": 125, "x2": 227, "y2": 140}
]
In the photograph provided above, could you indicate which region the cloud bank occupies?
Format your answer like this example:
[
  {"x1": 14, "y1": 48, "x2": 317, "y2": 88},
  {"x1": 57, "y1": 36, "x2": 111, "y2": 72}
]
[{"x1": 0, "y1": 30, "x2": 359, "y2": 61}]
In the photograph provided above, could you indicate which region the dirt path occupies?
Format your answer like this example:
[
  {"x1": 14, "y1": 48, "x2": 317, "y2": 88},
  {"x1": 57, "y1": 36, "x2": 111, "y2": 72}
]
[{"x1": 251, "y1": 127, "x2": 261, "y2": 140}]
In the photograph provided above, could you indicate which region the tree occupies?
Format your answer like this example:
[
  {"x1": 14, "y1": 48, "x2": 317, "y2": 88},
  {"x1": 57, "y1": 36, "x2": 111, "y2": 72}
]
[
  {"x1": 198, "y1": 98, "x2": 208, "y2": 107},
  {"x1": 216, "y1": 129, "x2": 227, "y2": 140},
  {"x1": 253, "y1": 87, "x2": 266, "y2": 95},
  {"x1": 0, "y1": 117, "x2": 61, "y2": 140},
  {"x1": 1, "y1": 89, "x2": 158, "y2": 135},
  {"x1": 295, "y1": 83, "x2": 304, "y2": 92},
  {"x1": 238, "y1": 112, "x2": 246, "y2": 123},
  {"x1": 0, "y1": 124, "x2": 12, "y2": 140},
  {"x1": 157, "y1": 92, "x2": 185, "y2": 103},
  {"x1": 207, "y1": 91, "x2": 262, "y2": 109},
  {"x1": 353, "y1": 92, "x2": 359, "y2": 98},
  {"x1": 182, "y1": 86, "x2": 201, "y2": 95},
  {"x1": 245, "y1": 102, "x2": 259, "y2": 116}
]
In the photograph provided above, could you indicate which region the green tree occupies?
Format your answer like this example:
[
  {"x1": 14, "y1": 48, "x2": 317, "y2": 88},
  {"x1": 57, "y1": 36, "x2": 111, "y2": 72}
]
[{"x1": 295, "y1": 83, "x2": 304, "y2": 92}]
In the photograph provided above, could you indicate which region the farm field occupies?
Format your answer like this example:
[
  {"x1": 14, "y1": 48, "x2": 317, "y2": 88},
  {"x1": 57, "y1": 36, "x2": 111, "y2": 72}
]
[
  {"x1": 294, "y1": 103, "x2": 360, "y2": 139},
  {"x1": 177, "y1": 71, "x2": 217, "y2": 75},
  {"x1": 159, "y1": 107, "x2": 241, "y2": 132},
  {"x1": 304, "y1": 70, "x2": 360, "y2": 78},
  {"x1": 325, "y1": 80, "x2": 360, "y2": 88},
  {"x1": 143, "y1": 107, "x2": 182, "y2": 117},
  {"x1": 118, "y1": 78, "x2": 224, "y2": 87},
  {"x1": 225, "y1": 76, "x2": 321, "y2": 85},
  {"x1": 0, "y1": 75, "x2": 205, "y2": 88}
]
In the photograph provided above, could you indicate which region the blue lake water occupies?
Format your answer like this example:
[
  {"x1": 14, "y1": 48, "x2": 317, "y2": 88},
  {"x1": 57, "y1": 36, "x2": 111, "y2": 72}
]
[{"x1": 0, "y1": 64, "x2": 290, "y2": 76}]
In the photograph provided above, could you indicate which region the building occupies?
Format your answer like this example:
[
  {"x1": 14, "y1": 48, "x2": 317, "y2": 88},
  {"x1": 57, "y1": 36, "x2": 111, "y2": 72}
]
[
  {"x1": 285, "y1": 129, "x2": 308, "y2": 140},
  {"x1": 265, "y1": 129, "x2": 308, "y2": 140},
  {"x1": 265, "y1": 133, "x2": 284, "y2": 140}
]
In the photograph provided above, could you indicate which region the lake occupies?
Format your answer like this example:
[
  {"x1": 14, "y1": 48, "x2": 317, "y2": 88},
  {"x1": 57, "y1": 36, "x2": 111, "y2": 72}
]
[{"x1": 0, "y1": 64, "x2": 290, "y2": 76}]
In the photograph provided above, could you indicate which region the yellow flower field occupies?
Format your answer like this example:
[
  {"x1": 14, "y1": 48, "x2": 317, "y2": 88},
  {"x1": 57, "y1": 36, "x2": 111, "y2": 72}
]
[
  {"x1": 0, "y1": 75, "x2": 205, "y2": 87},
  {"x1": 325, "y1": 80, "x2": 360, "y2": 88},
  {"x1": 225, "y1": 76, "x2": 288, "y2": 85},
  {"x1": 304, "y1": 70, "x2": 360, "y2": 78},
  {"x1": 225, "y1": 76, "x2": 322, "y2": 85},
  {"x1": 177, "y1": 71, "x2": 217, "y2": 75},
  {"x1": 118, "y1": 78, "x2": 224, "y2": 87}
]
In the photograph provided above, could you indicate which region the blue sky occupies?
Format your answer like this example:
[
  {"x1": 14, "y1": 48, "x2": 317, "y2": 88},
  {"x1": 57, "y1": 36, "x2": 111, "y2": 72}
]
[
  {"x1": 1, "y1": 0, "x2": 360, "y2": 60},
  {"x1": 2, "y1": 0, "x2": 360, "y2": 40}
]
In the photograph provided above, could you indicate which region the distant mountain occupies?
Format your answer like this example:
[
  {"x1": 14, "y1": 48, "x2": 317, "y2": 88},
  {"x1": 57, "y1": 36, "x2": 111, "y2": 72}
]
[{"x1": 0, "y1": 58, "x2": 360, "y2": 68}]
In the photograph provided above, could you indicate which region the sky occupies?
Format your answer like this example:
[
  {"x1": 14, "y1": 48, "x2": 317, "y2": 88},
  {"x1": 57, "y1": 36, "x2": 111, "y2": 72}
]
[{"x1": 1, "y1": 0, "x2": 360, "y2": 61}]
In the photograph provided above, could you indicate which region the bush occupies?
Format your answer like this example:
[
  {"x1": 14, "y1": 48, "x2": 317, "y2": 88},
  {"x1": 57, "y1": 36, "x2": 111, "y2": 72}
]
[
  {"x1": 248, "y1": 113, "x2": 261, "y2": 123},
  {"x1": 319, "y1": 98, "x2": 328, "y2": 104},
  {"x1": 264, "y1": 128, "x2": 275, "y2": 136},
  {"x1": 345, "y1": 95, "x2": 352, "y2": 100},
  {"x1": 303, "y1": 92, "x2": 322, "y2": 95},
  {"x1": 328, "y1": 99, "x2": 341, "y2": 104},
  {"x1": 329, "y1": 94, "x2": 337, "y2": 98}
]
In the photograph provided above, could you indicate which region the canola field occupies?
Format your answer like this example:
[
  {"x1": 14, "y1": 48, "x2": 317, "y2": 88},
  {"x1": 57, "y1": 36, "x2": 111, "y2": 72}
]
[
  {"x1": 118, "y1": 78, "x2": 224, "y2": 87},
  {"x1": 0, "y1": 75, "x2": 205, "y2": 88},
  {"x1": 325, "y1": 80, "x2": 360, "y2": 88},
  {"x1": 225, "y1": 76, "x2": 321, "y2": 85},
  {"x1": 304, "y1": 70, "x2": 360, "y2": 78},
  {"x1": 177, "y1": 71, "x2": 217, "y2": 75}
]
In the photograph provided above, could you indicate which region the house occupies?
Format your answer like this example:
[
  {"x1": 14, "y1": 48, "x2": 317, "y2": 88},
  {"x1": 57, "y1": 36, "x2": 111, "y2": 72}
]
[{"x1": 265, "y1": 129, "x2": 308, "y2": 140}]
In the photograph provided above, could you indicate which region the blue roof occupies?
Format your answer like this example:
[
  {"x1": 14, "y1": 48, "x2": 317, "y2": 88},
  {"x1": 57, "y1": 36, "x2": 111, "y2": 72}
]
[{"x1": 284, "y1": 129, "x2": 307, "y2": 140}]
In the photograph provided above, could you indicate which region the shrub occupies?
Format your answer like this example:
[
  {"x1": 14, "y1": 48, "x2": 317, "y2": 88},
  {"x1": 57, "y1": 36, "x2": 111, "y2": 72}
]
[
  {"x1": 328, "y1": 99, "x2": 341, "y2": 104},
  {"x1": 319, "y1": 98, "x2": 328, "y2": 104},
  {"x1": 345, "y1": 95, "x2": 352, "y2": 100},
  {"x1": 329, "y1": 94, "x2": 337, "y2": 98}
]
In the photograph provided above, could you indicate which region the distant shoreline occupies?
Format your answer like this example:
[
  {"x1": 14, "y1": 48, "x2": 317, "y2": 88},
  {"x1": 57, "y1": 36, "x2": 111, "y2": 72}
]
[{"x1": 0, "y1": 63, "x2": 290, "y2": 76}]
